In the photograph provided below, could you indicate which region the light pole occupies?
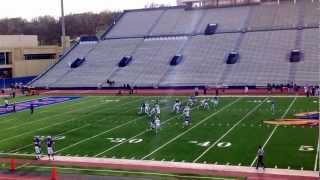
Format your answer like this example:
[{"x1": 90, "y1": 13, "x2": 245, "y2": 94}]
[{"x1": 60, "y1": 0, "x2": 66, "y2": 52}]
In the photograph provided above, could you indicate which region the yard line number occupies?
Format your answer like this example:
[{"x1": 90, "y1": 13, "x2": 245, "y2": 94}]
[
  {"x1": 189, "y1": 141, "x2": 232, "y2": 148},
  {"x1": 107, "y1": 138, "x2": 143, "y2": 144}
]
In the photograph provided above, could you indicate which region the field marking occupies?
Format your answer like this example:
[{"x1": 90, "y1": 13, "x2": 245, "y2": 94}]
[
  {"x1": 141, "y1": 98, "x2": 242, "y2": 160},
  {"x1": 93, "y1": 98, "x2": 197, "y2": 157},
  {"x1": 93, "y1": 105, "x2": 186, "y2": 157},
  {"x1": 314, "y1": 132, "x2": 320, "y2": 171},
  {"x1": 21, "y1": 165, "x2": 234, "y2": 180},
  {"x1": 56, "y1": 116, "x2": 145, "y2": 153},
  {"x1": 9, "y1": 124, "x2": 91, "y2": 153},
  {"x1": 250, "y1": 97, "x2": 297, "y2": 167},
  {"x1": 193, "y1": 98, "x2": 268, "y2": 163},
  {"x1": 0, "y1": 97, "x2": 142, "y2": 144}
]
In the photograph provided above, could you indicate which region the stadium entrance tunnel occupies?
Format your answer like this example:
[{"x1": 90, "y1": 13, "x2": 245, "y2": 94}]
[
  {"x1": 170, "y1": 54, "x2": 183, "y2": 66},
  {"x1": 289, "y1": 49, "x2": 302, "y2": 62},
  {"x1": 226, "y1": 52, "x2": 239, "y2": 64},
  {"x1": 80, "y1": 35, "x2": 99, "y2": 43},
  {"x1": 70, "y1": 58, "x2": 86, "y2": 68},
  {"x1": 119, "y1": 56, "x2": 133, "y2": 67},
  {"x1": 205, "y1": 23, "x2": 218, "y2": 35}
]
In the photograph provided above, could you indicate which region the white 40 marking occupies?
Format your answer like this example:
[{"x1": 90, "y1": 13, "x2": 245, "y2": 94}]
[
  {"x1": 299, "y1": 145, "x2": 314, "y2": 152},
  {"x1": 189, "y1": 141, "x2": 232, "y2": 148},
  {"x1": 107, "y1": 138, "x2": 143, "y2": 144}
]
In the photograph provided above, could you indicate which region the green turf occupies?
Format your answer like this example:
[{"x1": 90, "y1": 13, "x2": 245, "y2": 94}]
[{"x1": 0, "y1": 95, "x2": 318, "y2": 171}]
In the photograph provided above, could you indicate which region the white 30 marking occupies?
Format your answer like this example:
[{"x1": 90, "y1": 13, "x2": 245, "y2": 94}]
[{"x1": 217, "y1": 142, "x2": 232, "y2": 148}]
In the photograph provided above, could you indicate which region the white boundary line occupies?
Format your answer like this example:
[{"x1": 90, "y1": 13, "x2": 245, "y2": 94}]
[
  {"x1": 21, "y1": 165, "x2": 233, "y2": 180},
  {"x1": 0, "y1": 97, "x2": 141, "y2": 144},
  {"x1": 250, "y1": 96, "x2": 297, "y2": 167},
  {"x1": 193, "y1": 98, "x2": 268, "y2": 163},
  {"x1": 141, "y1": 97, "x2": 242, "y2": 160}
]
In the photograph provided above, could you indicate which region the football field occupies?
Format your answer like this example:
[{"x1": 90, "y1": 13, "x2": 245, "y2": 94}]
[{"x1": 0, "y1": 95, "x2": 319, "y2": 171}]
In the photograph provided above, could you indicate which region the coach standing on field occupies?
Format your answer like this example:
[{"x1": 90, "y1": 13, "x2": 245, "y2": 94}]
[{"x1": 256, "y1": 145, "x2": 265, "y2": 170}]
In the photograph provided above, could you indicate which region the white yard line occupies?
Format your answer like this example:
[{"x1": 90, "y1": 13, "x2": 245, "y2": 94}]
[
  {"x1": 9, "y1": 124, "x2": 91, "y2": 153},
  {"x1": 314, "y1": 132, "x2": 320, "y2": 171},
  {"x1": 56, "y1": 116, "x2": 145, "y2": 153},
  {"x1": 250, "y1": 97, "x2": 297, "y2": 167},
  {"x1": 193, "y1": 98, "x2": 268, "y2": 163},
  {"x1": 141, "y1": 97, "x2": 242, "y2": 160},
  {"x1": 0, "y1": 98, "x2": 141, "y2": 144}
]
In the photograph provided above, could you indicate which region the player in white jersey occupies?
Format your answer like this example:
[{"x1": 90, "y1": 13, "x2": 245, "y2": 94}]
[
  {"x1": 144, "y1": 102, "x2": 150, "y2": 114},
  {"x1": 211, "y1": 96, "x2": 219, "y2": 109},
  {"x1": 183, "y1": 105, "x2": 191, "y2": 127},
  {"x1": 155, "y1": 104, "x2": 160, "y2": 116},
  {"x1": 138, "y1": 102, "x2": 145, "y2": 115},
  {"x1": 154, "y1": 116, "x2": 161, "y2": 134},
  {"x1": 173, "y1": 99, "x2": 181, "y2": 113},
  {"x1": 200, "y1": 99, "x2": 209, "y2": 110}
]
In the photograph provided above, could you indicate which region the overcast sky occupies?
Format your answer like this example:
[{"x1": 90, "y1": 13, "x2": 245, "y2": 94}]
[{"x1": 1, "y1": 0, "x2": 176, "y2": 20}]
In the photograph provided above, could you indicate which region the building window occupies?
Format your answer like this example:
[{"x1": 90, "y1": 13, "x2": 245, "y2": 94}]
[
  {"x1": 0, "y1": 52, "x2": 10, "y2": 65},
  {"x1": 0, "y1": 68, "x2": 12, "y2": 78},
  {"x1": 24, "y1": 54, "x2": 56, "y2": 60}
]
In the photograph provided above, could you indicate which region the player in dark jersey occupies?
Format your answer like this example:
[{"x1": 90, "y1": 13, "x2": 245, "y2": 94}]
[
  {"x1": 30, "y1": 103, "x2": 34, "y2": 114},
  {"x1": 34, "y1": 136, "x2": 41, "y2": 160},
  {"x1": 46, "y1": 136, "x2": 54, "y2": 160}
]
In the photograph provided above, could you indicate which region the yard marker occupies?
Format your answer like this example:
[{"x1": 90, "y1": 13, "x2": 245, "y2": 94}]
[
  {"x1": 275, "y1": 165, "x2": 277, "y2": 168},
  {"x1": 288, "y1": 166, "x2": 290, "y2": 170},
  {"x1": 141, "y1": 98, "x2": 242, "y2": 160},
  {"x1": 301, "y1": 167, "x2": 304, "y2": 170},
  {"x1": 51, "y1": 167, "x2": 58, "y2": 180},
  {"x1": 193, "y1": 98, "x2": 267, "y2": 163},
  {"x1": 56, "y1": 116, "x2": 145, "y2": 153},
  {"x1": 10, "y1": 159, "x2": 15, "y2": 173},
  {"x1": 238, "y1": 163, "x2": 241, "y2": 166},
  {"x1": 250, "y1": 97, "x2": 297, "y2": 167}
]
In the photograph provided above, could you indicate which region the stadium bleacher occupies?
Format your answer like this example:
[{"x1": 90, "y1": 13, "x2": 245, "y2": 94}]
[{"x1": 30, "y1": 0, "x2": 320, "y2": 88}]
